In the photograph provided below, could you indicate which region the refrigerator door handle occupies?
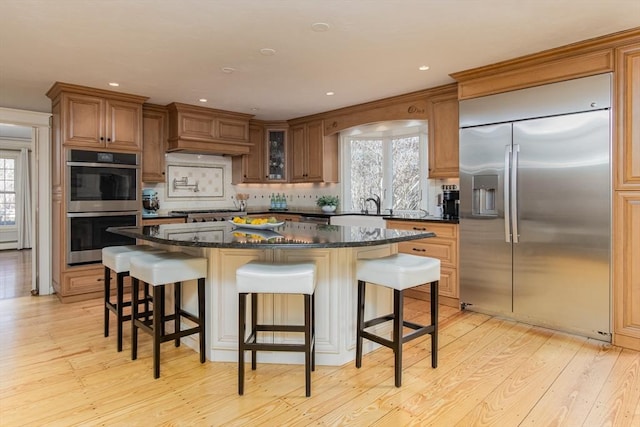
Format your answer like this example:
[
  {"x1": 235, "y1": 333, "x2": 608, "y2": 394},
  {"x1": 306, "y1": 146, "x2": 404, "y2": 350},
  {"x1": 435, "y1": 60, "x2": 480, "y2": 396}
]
[
  {"x1": 512, "y1": 144, "x2": 520, "y2": 243},
  {"x1": 504, "y1": 144, "x2": 512, "y2": 242}
]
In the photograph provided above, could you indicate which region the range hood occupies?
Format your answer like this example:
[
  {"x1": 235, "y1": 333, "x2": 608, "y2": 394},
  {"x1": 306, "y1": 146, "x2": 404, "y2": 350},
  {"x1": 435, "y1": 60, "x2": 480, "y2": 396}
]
[{"x1": 167, "y1": 102, "x2": 254, "y2": 156}]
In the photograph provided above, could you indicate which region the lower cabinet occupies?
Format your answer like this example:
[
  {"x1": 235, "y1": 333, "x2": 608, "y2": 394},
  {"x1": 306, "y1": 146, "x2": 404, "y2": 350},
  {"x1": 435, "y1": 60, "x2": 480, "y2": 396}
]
[
  {"x1": 386, "y1": 220, "x2": 459, "y2": 307},
  {"x1": 613, "y1": 192, "x2": 640, "y2": 351}
]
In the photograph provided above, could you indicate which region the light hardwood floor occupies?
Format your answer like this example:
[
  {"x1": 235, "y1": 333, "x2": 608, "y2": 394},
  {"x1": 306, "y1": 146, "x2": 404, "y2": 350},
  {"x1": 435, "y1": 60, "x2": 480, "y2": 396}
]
[
  {"x1": 0, "y1": 271, "x2": 639, "y2": 425},
  {"x1": 0, "y1": 249, "x2": 32, "y2": 299}
]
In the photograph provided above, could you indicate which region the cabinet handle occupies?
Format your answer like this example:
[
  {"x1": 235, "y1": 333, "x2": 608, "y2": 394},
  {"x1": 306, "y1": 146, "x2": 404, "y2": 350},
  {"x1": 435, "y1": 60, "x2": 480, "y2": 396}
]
[
  {"x1": 412, "y1": 227, "x2": 427, "y2": 231},
  {"x1": 412, "y1": 248, "x2": 426, "y2": 252},
  {"x1": 100, "y1": 137, "x2": 104, "y2": 141},
  {"x1": 97, "y1": 277, "x2": 105, "y2": 282},
  {"x1": 107, "y1": 138, "x2": 111, "y2": 142}
]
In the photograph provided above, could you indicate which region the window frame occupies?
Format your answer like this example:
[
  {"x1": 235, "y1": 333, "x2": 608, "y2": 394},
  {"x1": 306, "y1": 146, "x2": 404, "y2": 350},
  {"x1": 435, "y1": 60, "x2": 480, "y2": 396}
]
[
  {"x1": 340, "y1": 122, "x2": 429, "y2": 214},
  {"x1": 0, "y1": 149, "x2": 19, "y2": 228}
]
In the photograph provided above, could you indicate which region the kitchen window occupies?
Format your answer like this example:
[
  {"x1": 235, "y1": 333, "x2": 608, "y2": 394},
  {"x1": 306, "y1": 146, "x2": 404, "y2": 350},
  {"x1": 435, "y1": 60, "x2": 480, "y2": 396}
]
[
  {"x1": 0, "y1": 152, "x2": 17, "y2": 226},
  {"x1": 341, "y1": 121, "x2": 428, "y2": 213}
]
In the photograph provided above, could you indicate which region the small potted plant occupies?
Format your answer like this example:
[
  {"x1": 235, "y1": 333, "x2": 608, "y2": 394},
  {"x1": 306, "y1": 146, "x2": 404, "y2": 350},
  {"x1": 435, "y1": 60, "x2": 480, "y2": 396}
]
[{"x1": 317, "y1": 195, "x2": 339, "y2": 213}]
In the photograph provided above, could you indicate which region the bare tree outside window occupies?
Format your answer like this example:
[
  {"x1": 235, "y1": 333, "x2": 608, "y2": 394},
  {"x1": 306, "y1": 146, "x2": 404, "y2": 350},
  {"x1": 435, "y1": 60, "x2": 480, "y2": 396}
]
[
  {"x1": 391, "y1": 136, "x2": 420, "y2": 210},
  {"x1": 349, "y1": 139, "x2": 383, "y2": 211}
]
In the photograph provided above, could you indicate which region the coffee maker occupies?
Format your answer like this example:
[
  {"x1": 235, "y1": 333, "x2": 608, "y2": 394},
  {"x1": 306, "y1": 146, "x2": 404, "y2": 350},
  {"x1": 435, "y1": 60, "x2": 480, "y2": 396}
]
[
  {"x1": 142, "y1": 188, "x2": 159, "y2": 216},
  {"x1": 441, "y1": 185, "x2": 459, "y2": 219}
]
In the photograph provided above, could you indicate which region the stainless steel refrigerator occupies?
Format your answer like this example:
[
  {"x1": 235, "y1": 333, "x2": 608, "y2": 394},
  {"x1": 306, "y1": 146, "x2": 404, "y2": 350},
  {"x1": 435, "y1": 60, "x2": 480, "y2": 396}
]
[{"x1": 459, "y1": 73, "x2": 611, "y2": 341}]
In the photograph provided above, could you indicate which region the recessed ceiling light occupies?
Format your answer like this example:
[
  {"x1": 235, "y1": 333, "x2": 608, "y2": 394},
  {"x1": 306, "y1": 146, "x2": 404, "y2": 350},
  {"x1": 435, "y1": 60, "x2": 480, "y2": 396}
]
[
  {"x1": 311, "y1": 22, "x2": 330, "y2": 32},
  {"x1": 260, "y1": 48, "x2": 276, "y2": 56},
  {"x1": 326, "y1": 91, "x2": 335, "y2": 96},
  {"x1": 199, "y1": 98, "x2": 207, "y2": 103},
  {"x1": 108, "y1": 82, "x2": 119, "y2": 87},
  {"x1": 251, "y1": 107, "x2": 259, "y2": 111},
  {"x1": 221, "y1": 67, "x2": 236, "y2": 74},
  {"x1": 419, "y1": 65, "x2": 430, "y2": 71}
]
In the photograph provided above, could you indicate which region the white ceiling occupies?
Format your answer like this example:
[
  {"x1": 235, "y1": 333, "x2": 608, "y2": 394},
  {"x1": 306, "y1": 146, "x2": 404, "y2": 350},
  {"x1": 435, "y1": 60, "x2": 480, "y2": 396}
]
[{"x1": 0, "y1": 0, "x2": 638, "y2": 121}]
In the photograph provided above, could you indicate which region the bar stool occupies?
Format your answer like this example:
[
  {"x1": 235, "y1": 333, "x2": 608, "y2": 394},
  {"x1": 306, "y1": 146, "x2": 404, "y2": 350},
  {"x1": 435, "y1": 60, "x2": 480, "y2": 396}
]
[
  {"x1": 102, "y1": 245, "x2": 165, "y2": 352},
  {"x1": 236, "y1": 261, "x2": 316, "y2": 397},
  {"x1": 129, "y1": 251, "x2": 207, "y2": 379},
  {"x1": 355, "y1": 253, "x2": 440, "y2": 387}
]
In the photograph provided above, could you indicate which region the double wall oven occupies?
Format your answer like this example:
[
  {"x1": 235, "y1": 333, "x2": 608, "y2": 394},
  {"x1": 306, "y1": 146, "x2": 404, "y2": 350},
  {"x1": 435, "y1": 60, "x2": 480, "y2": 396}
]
[{"x1": 66, "y1": 150, "x2": 139, "y2": 265}]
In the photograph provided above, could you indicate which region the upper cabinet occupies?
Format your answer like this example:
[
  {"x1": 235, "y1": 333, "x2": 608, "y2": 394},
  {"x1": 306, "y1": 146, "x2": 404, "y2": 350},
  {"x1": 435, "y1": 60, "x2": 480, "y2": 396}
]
[
  {"x1": 615, "y1": 43, "x2": 640, "y2": 190},
  {"x1": 289, "y1": 120, "x2": 338, "y2": 183},
  {"x1": 266, "y1": 129, "x2": 288, "y2": 182},
  {"x1": 428, "y1": 92, "x2": 459, "y2": 178},
  {"x1": 46, "y1": 82, "x2": 147, "y2": 152},
  {"x1": 232, "y1": 123, "x2": 265, "y2": 184},
  {"x1": 166, "y1": 103, "x2": 253, "y2": 156},
  {"x1": 142, "y1": 104, "x2": 168, "y2": 183}
]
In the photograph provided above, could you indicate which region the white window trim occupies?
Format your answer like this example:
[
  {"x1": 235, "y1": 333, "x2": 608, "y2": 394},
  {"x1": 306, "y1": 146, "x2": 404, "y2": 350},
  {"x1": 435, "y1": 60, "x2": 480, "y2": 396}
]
[{"x1": 340, "y1": 122, "x2": 429, "y2": 213}]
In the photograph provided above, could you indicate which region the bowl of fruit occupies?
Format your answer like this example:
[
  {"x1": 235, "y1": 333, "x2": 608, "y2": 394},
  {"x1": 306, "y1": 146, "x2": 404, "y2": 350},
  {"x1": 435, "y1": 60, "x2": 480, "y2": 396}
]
[{"x1": 229, "y1": 216, "x2": 285, "y2": 229}]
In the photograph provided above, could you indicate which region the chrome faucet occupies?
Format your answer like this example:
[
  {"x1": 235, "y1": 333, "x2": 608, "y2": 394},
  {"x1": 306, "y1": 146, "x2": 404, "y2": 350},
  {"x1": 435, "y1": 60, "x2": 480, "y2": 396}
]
[{"x1": 365, "y1": 194, "x2": 381, "y2": 215}]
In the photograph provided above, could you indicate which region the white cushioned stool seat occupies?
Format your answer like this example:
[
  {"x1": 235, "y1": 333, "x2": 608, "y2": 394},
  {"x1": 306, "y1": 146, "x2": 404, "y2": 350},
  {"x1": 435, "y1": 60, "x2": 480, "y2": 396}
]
[
  {"x1": 129, "y1": 251, "x2": 208, "y2": 379},
  {"x1": 357, "y1": 253, "x2": 440, "y2": 290},
  {"x1": 236, "y1": 261, "x2": 316, "y2": 295},
  {"x1": 102, "y1": 245, "x2": 165, "y2": 273},
  {"x1": 355, "y1": 253, "x2": 439, "y2": 387},
  {"x1": 236, "y1": 260, "x2": 317, "y2": 397},
  {"x1": 130, "y1": 252, "x2": 208, "y2": 286}
]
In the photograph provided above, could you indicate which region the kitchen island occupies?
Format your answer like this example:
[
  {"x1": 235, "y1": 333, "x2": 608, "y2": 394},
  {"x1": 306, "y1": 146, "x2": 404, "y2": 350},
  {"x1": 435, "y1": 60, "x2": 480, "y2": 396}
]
[{"x1": 109, "y1": 221, "x2": 435, "y2": 365}]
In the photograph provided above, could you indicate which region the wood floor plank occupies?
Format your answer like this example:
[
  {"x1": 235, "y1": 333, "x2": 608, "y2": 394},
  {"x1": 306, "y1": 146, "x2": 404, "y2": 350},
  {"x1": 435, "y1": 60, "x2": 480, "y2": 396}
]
[
  {"x1": 1, "y1": 289, "x2": 639, "y2": 426},
  {"x1": 582, "y1": 348, "x2": 640, "y2": 426}
]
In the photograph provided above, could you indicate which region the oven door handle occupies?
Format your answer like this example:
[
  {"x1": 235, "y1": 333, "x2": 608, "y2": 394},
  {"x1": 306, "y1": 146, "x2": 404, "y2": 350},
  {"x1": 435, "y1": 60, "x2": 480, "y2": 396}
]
[
  {"x1": 67, "y1": 161, "x2": 139, "y2": 169},
  {"x1": 67, "y1": 211, "x2": 139, "y2": 218}
]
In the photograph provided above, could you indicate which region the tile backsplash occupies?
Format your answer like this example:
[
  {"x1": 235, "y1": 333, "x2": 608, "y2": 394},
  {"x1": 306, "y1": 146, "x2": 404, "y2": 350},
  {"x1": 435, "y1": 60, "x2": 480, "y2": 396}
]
[{"x1": 144, "y1": 153, "x2": 458, "y2": 216}]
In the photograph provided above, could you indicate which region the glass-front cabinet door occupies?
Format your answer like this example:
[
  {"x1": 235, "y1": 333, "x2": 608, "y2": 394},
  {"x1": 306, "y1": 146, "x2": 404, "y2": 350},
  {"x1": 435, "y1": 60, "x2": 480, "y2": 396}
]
[{"x1": 266, "y1": 129, "x2": 287, "y2": 182}]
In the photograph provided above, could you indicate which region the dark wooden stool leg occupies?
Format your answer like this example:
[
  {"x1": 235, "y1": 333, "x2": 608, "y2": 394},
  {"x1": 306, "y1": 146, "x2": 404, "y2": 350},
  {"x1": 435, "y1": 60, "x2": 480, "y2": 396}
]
[
  {"x1": 430, "y1": 280, "x2": 439, "y2": 368},
  {"x1": 174, "y1": 282, "x2": 181, "y2": 347},
  {"x1": 250, "y1": 293, "x2": 258, "y2": 370},
  {"x1": 355, "y1": 279, "x2": 366, "y2": 368},
  {"x1": 393, "y1": 289, "x2": 403, "y2": 387},
  {"x1": 153, "y1": 284, "x2": 162, "y2": 379},
  {"x1": 131, "y1": 277, "x2": 139, "y2": 360},
  {"x1": 104, "y1": 266, "x2": 111, "y2": 338},
  {"x1": 116, "y1": 272, "x2": 125, "y2": 352},
  {"x1": 144, "y1": 283, "x2": 150, "y2": 323},
  {"x1": 238, "y1": 292, "x2": 246, "y2": 395},
  {"x1": 198, "y1": 278, "x2": 206, "y2": 363},
  {"x1": 304, "y1": 294, "x2": 312, "y2": 397}
]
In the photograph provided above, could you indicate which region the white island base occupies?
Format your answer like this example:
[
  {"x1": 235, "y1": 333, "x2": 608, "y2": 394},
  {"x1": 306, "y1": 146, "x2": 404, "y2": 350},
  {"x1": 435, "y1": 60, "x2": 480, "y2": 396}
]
[{"x1": 173, "y1": 244, "x2": 398, "y2": 366}]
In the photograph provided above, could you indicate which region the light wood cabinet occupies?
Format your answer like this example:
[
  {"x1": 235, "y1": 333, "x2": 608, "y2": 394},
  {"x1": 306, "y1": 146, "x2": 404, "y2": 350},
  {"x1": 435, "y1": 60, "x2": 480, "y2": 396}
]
[
  {"x1": 613, "y1": 192, "x2": 640, "y2": 351},
  {"x1": 386, "y1": 220, "x2": 459, "y2": 307},
  {"x1": 142, "y1": 104, "x2": 168, "y2": 183},
  {"x1": 46, "y1": 82, "x2": 146, "y2": 151},
  {"x1": 232, "y1": 124, "x2": 265, "y2": 184},
  {"x1": 289, "y1": 120, "x2": 338, "y2": 183},
  {"x1": 46, "y1": 82, "x2": 147, "y2": 302},
  {"x1": 166, "y1": 102, "x2": 253, "y2": 155},
  {"x1": 615, "y1": 43, "x2": 640, "y2": 190},
  {"x1": 428, "y1": 93, "x2": 459, "y2": 178}
]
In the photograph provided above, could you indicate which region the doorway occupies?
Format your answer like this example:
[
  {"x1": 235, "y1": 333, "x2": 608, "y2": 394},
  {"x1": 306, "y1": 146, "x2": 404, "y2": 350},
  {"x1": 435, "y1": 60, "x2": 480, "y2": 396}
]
[{"x1": 0, "y1": 108, "x2": 52, "y2": 296}]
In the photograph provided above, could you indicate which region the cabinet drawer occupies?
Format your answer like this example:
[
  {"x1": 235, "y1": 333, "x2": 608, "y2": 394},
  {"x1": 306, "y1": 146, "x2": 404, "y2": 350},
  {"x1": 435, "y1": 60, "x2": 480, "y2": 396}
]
[
  {"x1": 397, "y1": 239, "x2": 457, "y2": 266},
  {"x1": 386, "y1": 221, "x2": 457, "y2": 238},
  {"x1": 410, "y1": 266, "x2": 458, "y2": 299},
  {"x1": 63, "y1": 269, "x2": 107, "y2": 296}
]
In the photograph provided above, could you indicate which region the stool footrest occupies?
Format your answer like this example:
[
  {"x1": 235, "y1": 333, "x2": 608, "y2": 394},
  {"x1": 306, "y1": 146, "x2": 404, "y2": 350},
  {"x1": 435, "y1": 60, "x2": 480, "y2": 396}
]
[{"x1": 253, "y1": 324, "x2": 306, "y2": 333}]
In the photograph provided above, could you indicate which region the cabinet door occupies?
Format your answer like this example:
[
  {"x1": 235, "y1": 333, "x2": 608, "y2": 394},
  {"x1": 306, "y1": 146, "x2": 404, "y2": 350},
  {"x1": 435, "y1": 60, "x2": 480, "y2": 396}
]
[
  {"x1": 106, "y1": 99, "x2": 142, "y2": 150},
  {"x1": 428, "y1": 95, "x2": 459, "y2": 178},
  {"x1": 63, "y1": 93, "x2": 104, "y2": 147},
  {"x1": 615, "y1": 44, "x2": 640, "y2": 189},
  {"x1": 289, "y1": 126, "x2": 307, "y2": 182},
  {"x1": 613, "y1": 192, "x2": 640, "y2": 351},
  {"x1": 265, "y1": 129, "x2": 287, "y2": 182},
  {"x1": 244, "y1": 125, "x2": 265, "y2": 182},
  {"x1": 142, "y1": 107, "x2": 167, "y2": 182},
  {"x1": 305, "y1": 120, "x2": 325, "y2": 182}
]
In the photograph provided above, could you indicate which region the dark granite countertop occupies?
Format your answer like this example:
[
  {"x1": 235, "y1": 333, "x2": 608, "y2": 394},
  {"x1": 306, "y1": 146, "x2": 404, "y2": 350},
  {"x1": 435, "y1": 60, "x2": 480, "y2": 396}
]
[
  {"x1": 108, "y1": 221, "x2": 435, "y2": 249},
  {"x1": 247, "y1": 207, "x2": 459, "y2": 224}
]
